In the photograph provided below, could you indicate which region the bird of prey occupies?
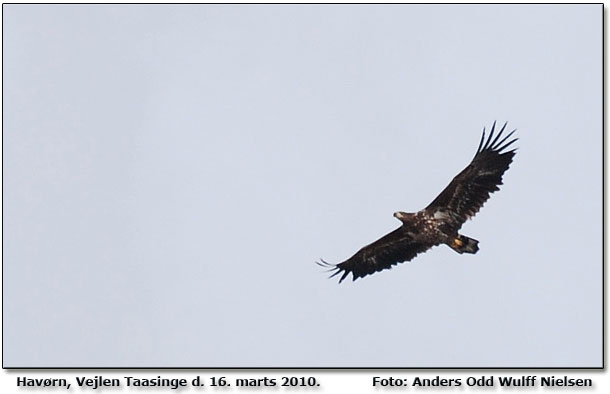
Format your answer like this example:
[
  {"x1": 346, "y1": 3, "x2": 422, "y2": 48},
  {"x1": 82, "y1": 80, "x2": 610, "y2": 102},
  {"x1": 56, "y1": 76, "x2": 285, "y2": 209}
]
[{"x1": 319, "y1": 121, "x2": 517, "y2": 283}]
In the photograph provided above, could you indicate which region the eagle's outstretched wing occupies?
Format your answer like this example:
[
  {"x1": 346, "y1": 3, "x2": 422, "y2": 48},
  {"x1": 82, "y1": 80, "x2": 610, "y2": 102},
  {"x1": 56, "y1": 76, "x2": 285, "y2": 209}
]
[
  {"x1": 425, "y1": 121, "x2": 517, "y2": 226},
  {"x1": 318, "y1": 227, "x2": 434, "y2": 283}
]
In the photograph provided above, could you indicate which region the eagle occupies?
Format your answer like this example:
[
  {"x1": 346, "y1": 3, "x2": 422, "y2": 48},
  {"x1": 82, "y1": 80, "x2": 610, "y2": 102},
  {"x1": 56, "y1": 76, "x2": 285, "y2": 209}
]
[{"x1": 319, "y1": 121, "x2": 517, "y2": 283}]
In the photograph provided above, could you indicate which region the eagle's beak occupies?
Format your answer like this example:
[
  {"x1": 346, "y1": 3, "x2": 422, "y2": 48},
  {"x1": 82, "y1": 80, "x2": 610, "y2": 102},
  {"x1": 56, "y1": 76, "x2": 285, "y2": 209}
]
[{"x1": 394, "y1": 212, "x2": 405, "y2": 220}]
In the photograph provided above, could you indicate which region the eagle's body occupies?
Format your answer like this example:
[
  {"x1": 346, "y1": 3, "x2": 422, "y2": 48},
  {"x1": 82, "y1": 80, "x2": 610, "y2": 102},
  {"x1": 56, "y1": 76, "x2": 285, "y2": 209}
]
[{"x1": 319, "y1": 121, "x2": 517, "y2": 283}]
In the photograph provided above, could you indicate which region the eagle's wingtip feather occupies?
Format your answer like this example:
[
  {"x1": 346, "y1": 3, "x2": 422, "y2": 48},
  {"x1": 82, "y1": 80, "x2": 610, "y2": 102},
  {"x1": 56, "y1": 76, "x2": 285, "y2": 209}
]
[{"x1": 476, "y1": 129, "x2": 486, "y2": 153}]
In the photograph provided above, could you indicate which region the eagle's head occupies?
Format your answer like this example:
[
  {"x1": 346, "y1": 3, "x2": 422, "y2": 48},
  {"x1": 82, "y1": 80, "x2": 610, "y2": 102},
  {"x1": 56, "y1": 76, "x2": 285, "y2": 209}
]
[{"x1": 393, "y1": 211, "x2": 414, "y2": 223}]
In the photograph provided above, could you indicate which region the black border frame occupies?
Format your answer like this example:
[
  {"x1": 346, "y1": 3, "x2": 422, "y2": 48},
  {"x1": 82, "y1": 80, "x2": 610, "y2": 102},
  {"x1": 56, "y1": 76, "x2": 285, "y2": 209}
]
[{"x1": 1, "y1": 1, "x2": 605, "y2": 370}]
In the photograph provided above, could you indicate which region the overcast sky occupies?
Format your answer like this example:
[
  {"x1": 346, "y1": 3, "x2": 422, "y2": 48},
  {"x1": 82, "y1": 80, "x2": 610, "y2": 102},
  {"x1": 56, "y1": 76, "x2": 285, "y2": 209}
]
[{"x1": 3, "y1": 4, "x2": 602, "y2": 367}]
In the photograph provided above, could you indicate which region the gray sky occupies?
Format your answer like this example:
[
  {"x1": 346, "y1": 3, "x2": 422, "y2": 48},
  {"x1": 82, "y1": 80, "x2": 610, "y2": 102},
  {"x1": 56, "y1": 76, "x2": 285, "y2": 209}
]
[{"x1": 3, "y1": 4, "x2": 602, "y2": 367}]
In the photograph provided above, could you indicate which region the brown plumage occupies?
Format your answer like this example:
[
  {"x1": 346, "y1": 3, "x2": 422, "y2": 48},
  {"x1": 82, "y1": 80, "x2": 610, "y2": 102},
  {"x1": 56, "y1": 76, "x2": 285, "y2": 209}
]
[{"x1": 319, "y1": 121, "x2": 517, "y2": 283}]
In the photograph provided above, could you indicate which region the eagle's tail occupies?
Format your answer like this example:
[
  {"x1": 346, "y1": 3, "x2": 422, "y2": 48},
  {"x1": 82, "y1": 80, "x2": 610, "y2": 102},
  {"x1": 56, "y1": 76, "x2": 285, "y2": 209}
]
[{"x1": 450, "y1": 235, "x2": 479, "y2": 254}]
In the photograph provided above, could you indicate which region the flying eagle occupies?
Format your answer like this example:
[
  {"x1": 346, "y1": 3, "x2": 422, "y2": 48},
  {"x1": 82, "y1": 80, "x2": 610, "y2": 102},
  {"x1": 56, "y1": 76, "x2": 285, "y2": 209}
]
[{"x1": 319, "y1": 121, "x2": 517, "y2": 283}]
